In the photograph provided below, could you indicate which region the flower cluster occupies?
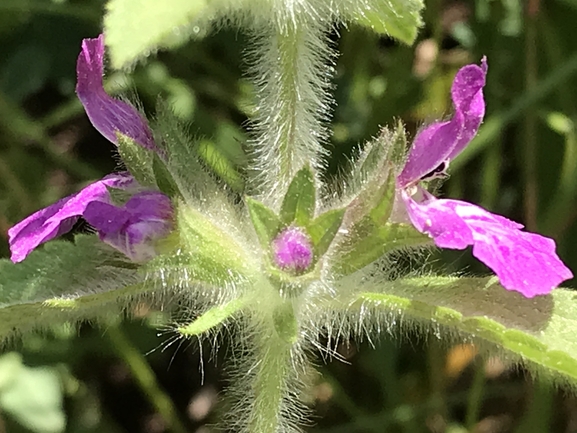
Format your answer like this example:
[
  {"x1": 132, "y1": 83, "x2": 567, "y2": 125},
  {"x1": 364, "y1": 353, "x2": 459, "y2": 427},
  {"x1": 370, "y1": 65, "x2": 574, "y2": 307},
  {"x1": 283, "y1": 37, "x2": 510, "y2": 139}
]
[
  {"x1": 8, "y1": 35, "x2": 173, "y2": 263},
  {"x1": 7, "y1": 37, "x2": 573, "y2": 299}
]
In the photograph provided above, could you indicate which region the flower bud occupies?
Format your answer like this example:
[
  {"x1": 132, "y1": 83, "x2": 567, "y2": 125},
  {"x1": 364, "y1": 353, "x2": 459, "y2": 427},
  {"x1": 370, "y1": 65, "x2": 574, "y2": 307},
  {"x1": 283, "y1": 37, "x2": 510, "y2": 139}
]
[{"x1": 272, "y1": 227, "x2": 313, "y2": 274}]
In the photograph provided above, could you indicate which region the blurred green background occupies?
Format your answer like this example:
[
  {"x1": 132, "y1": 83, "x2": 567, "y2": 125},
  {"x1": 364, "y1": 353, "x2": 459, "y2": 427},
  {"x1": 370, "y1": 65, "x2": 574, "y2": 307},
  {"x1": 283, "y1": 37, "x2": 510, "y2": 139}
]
[{"x1": 1, "y1": 0, "x2": 577, "y2": 432}]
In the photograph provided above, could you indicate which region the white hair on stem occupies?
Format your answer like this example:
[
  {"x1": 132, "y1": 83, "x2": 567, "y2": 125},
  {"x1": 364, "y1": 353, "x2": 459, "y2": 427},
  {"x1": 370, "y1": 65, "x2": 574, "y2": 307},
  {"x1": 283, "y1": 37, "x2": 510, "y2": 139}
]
[{"x1": 245, "y1": 16, "x2": 336, "y2": 206}]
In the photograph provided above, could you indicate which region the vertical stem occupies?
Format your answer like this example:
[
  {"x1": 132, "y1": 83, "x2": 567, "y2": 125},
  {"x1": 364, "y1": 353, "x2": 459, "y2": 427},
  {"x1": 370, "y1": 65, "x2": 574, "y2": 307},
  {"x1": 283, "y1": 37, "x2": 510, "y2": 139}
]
[
  {"x1": 465, "y1": 359, "x2": 486, "y2": 431},
  {"x1": 427, "y1": 338, "x2": 448, "y2": 429},
  {"x1": 248, "y1": 20, "x2": 334, "y2": 203},
  {"x1": 513, "y1": 380, "x2": 553, "y2": 433},
  {"x1": 106, "y1": 326, "x2": 189, "y2": 433},
  {"x1": 228, "y1": 300, "x2": 309, "y2": 433},
  {"x1": 250, "y1": 335, "x2": 292, "y2": 432},
  {"x1": 0, "y1": 157, "x2": 35, "y2": 214},
  {"x1": 523, "y1": 1, "x2": 539, "y2": 231}
]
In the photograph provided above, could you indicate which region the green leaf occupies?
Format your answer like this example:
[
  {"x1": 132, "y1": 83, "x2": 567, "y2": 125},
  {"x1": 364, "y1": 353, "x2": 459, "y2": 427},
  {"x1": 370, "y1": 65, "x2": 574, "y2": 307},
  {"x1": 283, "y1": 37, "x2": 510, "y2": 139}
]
[
  {"x1": 333, "y1": 223, "x2": 429, "y2": 275},
  {"x1": 246, "y1": 197, "x2": 282, "y2": 247},
  {"x1": 306, "y1": 208, "x2": 345, "y2": 257},
  {"x1": 367, "y1": 169, "x2": 397, "y2": 224},
  {"x1": 344, "y1": 276, "x2": 577, "y2": 384},
  {"x1": 280, "y1": 167, "x2": 316, "y2": 226},
  {"x1": 343, "y1": 0, "x2": 424, "y2": 44},
  {"x1": 0, "y1": 236, "x2": 146, "y2": 342},
  {"x1": 117, "y1": 134, "x2": 155, "y2": 187},
  {"x1": 104, "y1": 0, "x2": 210, "y2": 69},
  {"x1": 177, "y1": 297, "x2": 247, "y2": 337},
  {"x1": 0, "y1": 353, "x2": 64, "y2": 433}
]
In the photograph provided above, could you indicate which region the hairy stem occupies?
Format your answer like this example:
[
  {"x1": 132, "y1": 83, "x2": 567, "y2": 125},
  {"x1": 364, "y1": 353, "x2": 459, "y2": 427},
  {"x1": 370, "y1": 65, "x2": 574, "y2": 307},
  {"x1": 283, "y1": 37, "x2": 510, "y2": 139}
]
[
  {"x1": 248, "y1": 20, "x2": 334, "y2": 203},
  {"x1": 251, "y1": 334, "x2": 294, "y2": 432},
  {"x1": 230, "y1": 313, "x2": 310, "y2": 433}
]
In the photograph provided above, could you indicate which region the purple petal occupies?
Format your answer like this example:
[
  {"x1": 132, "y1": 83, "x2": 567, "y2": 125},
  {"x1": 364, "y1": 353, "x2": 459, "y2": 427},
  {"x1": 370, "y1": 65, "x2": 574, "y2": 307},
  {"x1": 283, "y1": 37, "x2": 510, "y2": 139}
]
[
  {"x1": 403, "y1": 191, "x2": 573, "y2": 297},
  {"x1": 84, "y1": 191, "x2": 173, "y2": 262},
  {"x1": 76, "y1": 34, "x2": 156, "y2": 150},
  {"x1": 8, "y1": 173, "x2": 136, "y2": 263},
  {"x1": 398, "y1": 58, "x2": 487, "y2": 187},
  {"x1": 272, "y1": 227, "x2": 313, "y2": 273}
]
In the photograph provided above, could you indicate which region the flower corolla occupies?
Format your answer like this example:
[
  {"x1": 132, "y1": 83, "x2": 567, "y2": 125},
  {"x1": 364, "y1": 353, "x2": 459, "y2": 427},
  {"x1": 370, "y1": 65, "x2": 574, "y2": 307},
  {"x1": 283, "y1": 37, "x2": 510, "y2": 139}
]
[
  {"x1": 397, "y1": 58, "x2": 573, "y2": 297},
  {"x1": 8, "y1": 35, "x2": 173, "y2": 263}
]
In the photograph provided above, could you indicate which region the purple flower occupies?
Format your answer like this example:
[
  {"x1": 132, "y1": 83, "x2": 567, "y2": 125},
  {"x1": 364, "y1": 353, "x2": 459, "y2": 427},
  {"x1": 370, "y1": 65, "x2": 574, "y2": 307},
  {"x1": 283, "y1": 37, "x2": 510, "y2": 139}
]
[
  {"x1": 397, "y1": 58, "x2": 573, "y2": 297},
  {"x1": 272, "y1": 227, "x2": 313, "y2": 274},
  {"x1": 8, "y1": 35, "x2": 173, "y2": 263}
]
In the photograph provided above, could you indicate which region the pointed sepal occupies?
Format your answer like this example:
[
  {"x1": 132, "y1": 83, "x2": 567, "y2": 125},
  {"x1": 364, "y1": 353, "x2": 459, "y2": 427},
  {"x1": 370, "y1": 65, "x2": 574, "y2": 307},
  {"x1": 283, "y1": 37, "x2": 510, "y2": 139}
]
[
  {"x1": 334, "y1": 223, "x2": 428, "y2": 275},
  {"x1": 306, "y1": 208, "x2": 346, "y2": 258},
  {"x1": 246, "y1": 197, "x2": 282, "y2": 248},
  {"x1": 152, "y1": 153, "x2": 181, "y2": 198},
  {"x1": 280, "y1": 166, "x2": 316, "y2": 226},
  {"x1": 117, "y1": 134, "x2": 156, "y2": 187}
]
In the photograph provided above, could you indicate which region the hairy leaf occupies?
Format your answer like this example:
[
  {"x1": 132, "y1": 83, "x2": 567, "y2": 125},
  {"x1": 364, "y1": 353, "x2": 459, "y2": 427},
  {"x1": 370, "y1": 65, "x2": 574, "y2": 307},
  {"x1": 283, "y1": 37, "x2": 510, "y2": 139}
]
[
  {"x1": 0, "y1": 236, "x2": 145, "y2": 341},
  {"x1": 152, "y1": 153, "x2": 181, "y2": 198},
  {"x1": 167, "y1": 202, "x2": 258, "y2": 287},
  {"x1": 341, "y1": 276, "x2": 577, "y2": 384},
  {"x1": 333, "y1": 223, "x2": 429, "y2": 275},
  {"x1": 339, "y1": 0, "x2": 424, "y2": 44},
  {"x1": 104, "y1": 0, "x2": 209, "y2": 69},
  {"x1": 152, "y1": 102, "x2": 221, "y2": 200},
  {"x1": 177, "y1": 297, "x2": 247, "y2": 337}
]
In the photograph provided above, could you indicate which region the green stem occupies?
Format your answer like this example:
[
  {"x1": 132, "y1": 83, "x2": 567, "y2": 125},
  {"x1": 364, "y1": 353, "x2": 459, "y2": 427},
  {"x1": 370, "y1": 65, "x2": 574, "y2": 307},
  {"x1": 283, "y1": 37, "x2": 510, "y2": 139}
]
[
  {"x1": 427, "y1": 339, "x2": 448, "y2": 427},
  {"x1": 465, "y1": 358, "x2": 486, "y2": 431},
  {"x1": 513, "y1": 380, "x2": 553, "y2": 433},
  {"x1": 252, "y1": 340, "x2": 291, "y2": 432},
  {"x1": 249, "y1": 20, "x2": 333, "y2": 202},
  {"x1": 243, "y1": 324, "x2": 305, "y2": 433},
  {"x1": 523, "y1": 5, "x2": 539, "y2": 231},
  {"x1": 106, "y1": 326, "x2": 189, "y2": 433}
]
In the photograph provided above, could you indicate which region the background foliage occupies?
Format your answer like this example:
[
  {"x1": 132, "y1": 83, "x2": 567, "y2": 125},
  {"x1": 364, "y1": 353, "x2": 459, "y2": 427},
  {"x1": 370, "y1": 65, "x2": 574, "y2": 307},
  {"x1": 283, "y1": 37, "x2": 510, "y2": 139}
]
[{"x1": 1, "y1": 0, "x2": 577, "y2": 432}]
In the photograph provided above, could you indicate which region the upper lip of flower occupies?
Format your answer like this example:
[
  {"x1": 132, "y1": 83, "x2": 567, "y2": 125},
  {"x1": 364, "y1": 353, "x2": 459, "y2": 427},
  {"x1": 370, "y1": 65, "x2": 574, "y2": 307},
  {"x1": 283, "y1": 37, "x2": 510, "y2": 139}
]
[
  {"x1": 397, "y1": 57, "x2": 487, "y2": 188},
  {"x1": 75, "y1": 34, "x2": 157, "y2": 151}
]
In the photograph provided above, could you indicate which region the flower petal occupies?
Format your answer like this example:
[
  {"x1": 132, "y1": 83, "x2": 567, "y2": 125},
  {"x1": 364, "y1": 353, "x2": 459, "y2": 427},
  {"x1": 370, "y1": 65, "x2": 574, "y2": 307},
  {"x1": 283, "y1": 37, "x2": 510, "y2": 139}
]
[
  {"x1": 76, "y1": 34, "x2": 156, "y2": 150},
  {"x1": 8, "y1": 173, "x2": 136, "y2": 263},
  {"x1": 398, "y1": 58, "x2": 487, "y2": 187},
  {"x1": 403, "y1": 192, "x2": 573, "y2": 297},
  {"x1": 84, "y1": 191, "x2": 173, "y2": 262}
]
